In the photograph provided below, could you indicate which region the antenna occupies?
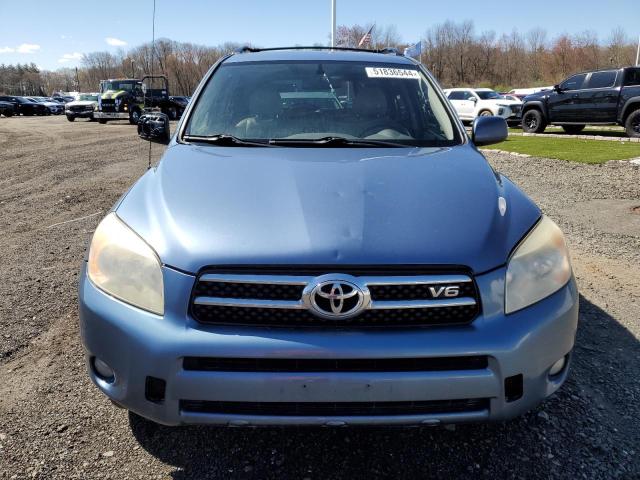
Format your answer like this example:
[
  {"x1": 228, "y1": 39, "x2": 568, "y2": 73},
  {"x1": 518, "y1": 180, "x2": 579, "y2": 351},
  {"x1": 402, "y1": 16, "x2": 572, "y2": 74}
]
[{"x1": 147, "y1": 0, "x2": 156, "y2": 170}]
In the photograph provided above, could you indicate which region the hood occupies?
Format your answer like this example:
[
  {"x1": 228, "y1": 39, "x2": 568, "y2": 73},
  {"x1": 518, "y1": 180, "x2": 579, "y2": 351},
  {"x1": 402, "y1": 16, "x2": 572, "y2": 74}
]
[
  {"x1": 496, "y1": 99, "x2": 522, "y2": 106},
  {"x1": 101, "y1": 90, "x2": 127, "y2": 100},
  {"x1": 523, "y1": 91, "x2": 550, "y2": 102},
  {"x1": 67, "y1": 100, "x2": 97, "y2": 107},
  {"x1": 116, "y1": 144, "x2": 540, "y2": 274},
  {"x1": 479, "y1": 98, "x2": 522, "y2": 106}
]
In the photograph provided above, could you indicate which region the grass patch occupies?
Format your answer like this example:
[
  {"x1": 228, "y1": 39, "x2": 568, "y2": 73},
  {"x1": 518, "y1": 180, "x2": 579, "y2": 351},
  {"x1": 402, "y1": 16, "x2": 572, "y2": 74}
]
[
  {"x1": 508, "y1": 127, "x2": 626, "y2": 138},
  {"x1": 481, "y1": 135, "x2": 640, "y2": 163}
]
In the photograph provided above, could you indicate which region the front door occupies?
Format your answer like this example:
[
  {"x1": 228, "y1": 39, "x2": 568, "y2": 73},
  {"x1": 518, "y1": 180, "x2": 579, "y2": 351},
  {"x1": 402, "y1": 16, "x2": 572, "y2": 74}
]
[
  {"x1": 447, "y1": 90, "x2": 475, "y2": 120},
  {"x1": 547, "y1": 73, "x2": 587, "y2": 122}
]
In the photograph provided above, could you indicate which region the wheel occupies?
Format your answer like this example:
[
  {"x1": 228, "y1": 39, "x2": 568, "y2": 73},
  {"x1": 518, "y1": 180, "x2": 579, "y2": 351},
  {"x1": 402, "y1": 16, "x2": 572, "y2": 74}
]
[
  {"x1": 625, "y1": 109, "x2": 640, "y2": 138},
  {"x1": 479, "y1": 110, "x2": 493, "y2": 117},
  {"x1": 98, "y1": 119, "x2": 107, "y2": 124},
  {"x1": 3, "y1": 110, "x2": 13, "y2": 117},
  {"x1": 66, "y1": 115, "x2": 75, "y2": 122},
  {"x1": 167, "y1": 107, "x2": 177, "y2": 120},
  {"x1": 129, "y1": 108, "x2": 141, "y2": 125},
  {"x1": 561, "y1": 125, "x2": 585, "y2": 134},
  {"x1": 522, "y1": 109, "x2": 547, "y2": 133}
]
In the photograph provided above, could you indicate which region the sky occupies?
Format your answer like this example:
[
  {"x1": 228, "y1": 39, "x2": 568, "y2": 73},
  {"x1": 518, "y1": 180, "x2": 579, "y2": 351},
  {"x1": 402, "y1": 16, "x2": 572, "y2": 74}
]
[{"x1": 0, "y1": 0, "x2": 639, "y2": 70}]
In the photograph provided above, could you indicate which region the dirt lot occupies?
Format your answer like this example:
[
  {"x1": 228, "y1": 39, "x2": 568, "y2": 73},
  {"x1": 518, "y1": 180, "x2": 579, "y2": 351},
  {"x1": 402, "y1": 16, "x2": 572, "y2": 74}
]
[{"x1": 1, "y1": 115, "x2": 639, "y2": 479}]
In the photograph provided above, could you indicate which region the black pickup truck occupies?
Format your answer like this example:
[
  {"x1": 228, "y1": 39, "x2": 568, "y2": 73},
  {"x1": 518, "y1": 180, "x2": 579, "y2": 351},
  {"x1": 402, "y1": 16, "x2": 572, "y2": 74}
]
[{"x1": 521, "y1": 67, "x2": 640, "y2": 137}]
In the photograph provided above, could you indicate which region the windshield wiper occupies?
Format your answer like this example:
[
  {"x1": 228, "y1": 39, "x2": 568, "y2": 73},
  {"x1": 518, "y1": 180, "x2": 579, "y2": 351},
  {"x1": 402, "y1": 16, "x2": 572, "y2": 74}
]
[
  {"x1": 183, "y1": 134, "x2": 274, "y2": 147},
  {"x1": 268, "y1": 136, "x2": 407, "y2": 148}
]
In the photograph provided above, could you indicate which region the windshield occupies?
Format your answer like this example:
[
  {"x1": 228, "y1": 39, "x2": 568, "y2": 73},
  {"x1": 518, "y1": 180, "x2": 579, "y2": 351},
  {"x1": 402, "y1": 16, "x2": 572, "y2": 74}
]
[
  {"x1": 78, "y1": 94, "x2": 98, "y2": 101},
  {"x1": 185, "y1": 61, "x2": 459, "y2": 146},
  {"x1": 475, "y1": 90, "x2": 502, "y2": 100},
  {"x1": 102, "y1": 81, "x2": 138, "y2": 92}
]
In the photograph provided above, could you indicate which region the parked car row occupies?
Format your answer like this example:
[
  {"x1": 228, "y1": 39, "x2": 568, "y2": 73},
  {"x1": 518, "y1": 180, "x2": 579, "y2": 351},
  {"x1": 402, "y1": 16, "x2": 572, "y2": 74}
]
[
  {"x1": 521, "y1": 66, "x2": 640, "y2": 138},
  {"x1": 0, "y1": 95, "x2": 50, "y2": 115},
  {"x1": 444, "y1": 67, "x2": 640, "y2": 138}
]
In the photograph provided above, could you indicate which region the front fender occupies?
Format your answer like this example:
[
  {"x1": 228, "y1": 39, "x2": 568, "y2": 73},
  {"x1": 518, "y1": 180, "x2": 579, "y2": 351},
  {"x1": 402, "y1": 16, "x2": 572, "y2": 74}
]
[
  {"x1": 619, "y1": 96, "x2": 640, "y2": 123},
  {"x1": 522, "y1": 100, "x2": 548, "y2": 120}
]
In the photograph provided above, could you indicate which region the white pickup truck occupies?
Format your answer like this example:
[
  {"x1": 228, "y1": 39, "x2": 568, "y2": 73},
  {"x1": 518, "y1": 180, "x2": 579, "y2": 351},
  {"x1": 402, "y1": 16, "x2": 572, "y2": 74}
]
[{"x1": 444, "y1": 88, "x2": 522, "y2": 124}]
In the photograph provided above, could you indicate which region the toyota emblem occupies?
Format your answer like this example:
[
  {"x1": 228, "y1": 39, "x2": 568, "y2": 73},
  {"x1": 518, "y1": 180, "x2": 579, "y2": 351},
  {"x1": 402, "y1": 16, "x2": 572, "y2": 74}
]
[{"x1": 303, "y1": 275, "x2": 369, "y2": 319}]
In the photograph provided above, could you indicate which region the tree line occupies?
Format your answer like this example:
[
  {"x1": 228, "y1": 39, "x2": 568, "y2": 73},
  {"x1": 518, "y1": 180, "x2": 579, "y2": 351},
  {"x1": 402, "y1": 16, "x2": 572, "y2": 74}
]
[
  {"x1": 338, "y1": 21, "x2": 638, "y2": 91},
  {"x1": 0, "y1": 21, "x2": 638, "y2": 96}
]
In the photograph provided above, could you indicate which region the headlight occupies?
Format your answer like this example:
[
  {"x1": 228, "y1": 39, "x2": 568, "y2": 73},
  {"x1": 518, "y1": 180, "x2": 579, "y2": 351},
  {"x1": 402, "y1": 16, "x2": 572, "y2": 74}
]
[
  {"x1": 505, "y1": 216, "x2": 571, "y2": 314},
  {"x1": 87, "y1": 213, "x2": 164, "y2": 315}
]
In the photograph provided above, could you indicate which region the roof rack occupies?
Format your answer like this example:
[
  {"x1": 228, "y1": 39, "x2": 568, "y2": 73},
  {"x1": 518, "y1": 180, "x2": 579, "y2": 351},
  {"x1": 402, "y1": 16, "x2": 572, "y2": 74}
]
[{"x1": 234, "y1": 46, "x2": 404, "y2": 56}]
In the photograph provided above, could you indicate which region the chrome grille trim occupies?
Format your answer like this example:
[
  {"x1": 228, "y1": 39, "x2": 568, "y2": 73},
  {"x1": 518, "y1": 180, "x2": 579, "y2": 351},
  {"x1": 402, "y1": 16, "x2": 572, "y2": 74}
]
[
  {"x1": 360, "y1": 275, "x2": 472, "y2": 286},
  {"x1": 193, "y1": 274, "x2": 476, "y2": 311},
  {"x1": 199, "y1": 274, "x2": 313, "y2": 285},
  {"x1": 193, "y1": 297, "x2": 305, "y2": 309},
  {"x1": 369, "y1": 298, "x2": 477, "y2": 310}
]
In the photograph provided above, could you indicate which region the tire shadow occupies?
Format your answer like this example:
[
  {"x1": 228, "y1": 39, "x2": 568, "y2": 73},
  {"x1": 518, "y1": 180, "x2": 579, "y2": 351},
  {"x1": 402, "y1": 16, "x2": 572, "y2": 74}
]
[{"x1": 129, "y1": 295, "x2": 640, "y2": 479}]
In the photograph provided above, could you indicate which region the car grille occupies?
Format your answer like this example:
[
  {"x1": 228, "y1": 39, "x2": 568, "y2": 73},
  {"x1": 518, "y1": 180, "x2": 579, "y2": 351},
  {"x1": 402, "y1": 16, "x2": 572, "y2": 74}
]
[
  {"x1": 70, "y1": 105, "x2": 93, "y2": 112},
  {"x1": 183, "y1": 355, "x2": 488, "y2": 372},
  {"x1": 190, "y1": 266, "x2": 481, "y2": 327},
  {"x1": 100, "y1": 99, "x2": 117, "y2": 112},
  {"x1": 180, "y1": 398, "x2": 490, "y2": 416}
]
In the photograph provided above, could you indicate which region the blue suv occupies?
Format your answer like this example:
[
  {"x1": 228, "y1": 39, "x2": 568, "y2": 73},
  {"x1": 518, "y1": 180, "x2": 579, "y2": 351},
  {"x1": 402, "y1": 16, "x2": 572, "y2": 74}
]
[{"x1": 79, "y1": 47, "x2": 578, "y2": 426}]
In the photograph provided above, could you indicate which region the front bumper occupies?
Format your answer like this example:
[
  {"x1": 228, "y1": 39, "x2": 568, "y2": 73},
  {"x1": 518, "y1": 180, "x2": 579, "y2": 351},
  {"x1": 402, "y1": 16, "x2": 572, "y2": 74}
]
[
  {"x1": 79, "y1": 264, "x2": 579, "y2": 426},
  {"x1": 67, "y1": 110, "x2": 94, "y2": 118},
  {"x1": 94, "y1": 111, "x2": 129, "y2": 120}
]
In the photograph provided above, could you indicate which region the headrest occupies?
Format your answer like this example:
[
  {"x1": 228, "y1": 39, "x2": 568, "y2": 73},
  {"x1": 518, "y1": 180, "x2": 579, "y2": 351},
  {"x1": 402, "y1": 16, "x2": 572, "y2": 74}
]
[
  {"x1": 249, "y1": 88, "x2": 282, "y2": 118},
  {"x1": 353, "y1": 87, "x2": 388, "y2": 118}
]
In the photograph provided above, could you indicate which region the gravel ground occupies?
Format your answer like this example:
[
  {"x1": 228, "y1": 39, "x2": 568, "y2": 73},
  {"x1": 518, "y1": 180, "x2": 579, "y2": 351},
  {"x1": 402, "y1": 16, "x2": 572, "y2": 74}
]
[{"x1": 0, "y1": 115, "x2": 639, "y2": 479}]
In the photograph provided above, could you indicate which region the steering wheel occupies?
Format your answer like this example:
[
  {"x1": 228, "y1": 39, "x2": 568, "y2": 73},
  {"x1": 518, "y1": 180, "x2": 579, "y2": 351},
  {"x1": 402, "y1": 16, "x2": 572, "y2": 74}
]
[{"x1": 359, "y1": 121, "x2": 411, "y2": 138}]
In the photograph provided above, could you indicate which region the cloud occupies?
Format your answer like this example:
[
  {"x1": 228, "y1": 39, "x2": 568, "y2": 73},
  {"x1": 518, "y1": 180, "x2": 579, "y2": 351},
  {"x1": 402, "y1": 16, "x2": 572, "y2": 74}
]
[
  {"x1": 105, "y1": 37, "x2": 127, "y2": 47},
  {"x1": 16, "y1": 43, "x2": 41, "y2": 54},
  {"x1": 0, "y1": 46, "x2": 15, "y2": 54},
  {"x1": 58, "y1": 52, "x2": 83, "y2": 64}
]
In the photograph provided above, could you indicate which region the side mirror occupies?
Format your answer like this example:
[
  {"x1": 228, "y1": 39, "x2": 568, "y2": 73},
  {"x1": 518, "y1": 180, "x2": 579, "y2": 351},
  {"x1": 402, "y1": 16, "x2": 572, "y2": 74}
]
[
  {"x1": 138, "y1": 112, "x2": 170, "y2": 145},
  {"x1": 470, "y1": 96, "x2": 478, "y2": 103},
  {"x1": 472, "y1": 116, "x2": 507, "y2": 147},
  {"x1": 553, "y1": 84, "x2": 563, "y2": 93}
]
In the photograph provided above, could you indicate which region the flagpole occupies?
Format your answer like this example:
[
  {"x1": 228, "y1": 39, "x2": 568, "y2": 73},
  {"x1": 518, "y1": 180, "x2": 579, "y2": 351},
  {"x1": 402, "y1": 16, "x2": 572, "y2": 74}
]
[
  {"x1": 636, "y1": 35, "x2": 640, "y2": 66},
  {"x1": 331, "y1": 0, "x2": 336, "y2": 47}
]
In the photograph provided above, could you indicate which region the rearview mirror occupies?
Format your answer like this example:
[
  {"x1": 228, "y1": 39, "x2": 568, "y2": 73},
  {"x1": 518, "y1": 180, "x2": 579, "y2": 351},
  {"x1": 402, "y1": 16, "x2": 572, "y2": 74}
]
[
  {"x1": 472, "y1": 116, "x2": 507, "y2": 146},
  {"x1": 138, "y1": 112, "x2": 170, "y2": 145}
]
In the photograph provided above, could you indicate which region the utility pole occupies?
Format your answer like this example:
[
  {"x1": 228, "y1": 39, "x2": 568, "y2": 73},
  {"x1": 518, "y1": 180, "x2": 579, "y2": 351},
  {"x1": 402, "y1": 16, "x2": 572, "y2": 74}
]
[{"x1": 331, "y1": 0, "x2": 336, "y2": 47}]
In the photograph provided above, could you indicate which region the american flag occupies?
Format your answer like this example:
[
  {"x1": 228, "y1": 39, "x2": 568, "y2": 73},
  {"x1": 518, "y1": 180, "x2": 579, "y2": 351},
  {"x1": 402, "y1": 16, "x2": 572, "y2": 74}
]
[{"x1": 358, "y1": 25, "x2": 374, "y2": 47}]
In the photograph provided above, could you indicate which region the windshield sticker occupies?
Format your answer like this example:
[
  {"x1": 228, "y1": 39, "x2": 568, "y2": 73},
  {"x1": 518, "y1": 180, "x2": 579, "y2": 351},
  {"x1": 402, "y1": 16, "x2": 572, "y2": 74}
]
[{"x1": 365, "y1": 67, "x2": 420, "y2": 79}]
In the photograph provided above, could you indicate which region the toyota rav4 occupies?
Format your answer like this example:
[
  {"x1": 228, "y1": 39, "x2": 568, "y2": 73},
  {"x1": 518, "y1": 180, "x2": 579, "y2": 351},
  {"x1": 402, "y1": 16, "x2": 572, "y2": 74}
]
[{"x1": 79, "y1": 47, "x2": 578, "y2": 427}]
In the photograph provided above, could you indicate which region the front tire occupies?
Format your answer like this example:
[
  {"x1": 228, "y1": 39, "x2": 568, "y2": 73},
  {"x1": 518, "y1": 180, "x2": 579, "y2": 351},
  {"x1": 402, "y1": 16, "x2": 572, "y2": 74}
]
[
  {"x1": 66, "y1": 115, "x2": 75, "y2": 122},
  {"x1": 522, "y1": 109, "x2": 547, "y2": 133},
  {"x1": 479, "y1": 110, "x2": 493, "y2": 117},
  {"x1": 562, "y1": 125, "x2": 585, "y2": 134},
  {"x1": 129, "y1": 108, "x2": 141, "y2": 125},
  {"x1": 98, "y1": 119, "x2": 107, "y2": 124},
  {"x1": 3, "y1": 110, "x2": 13, "y2": 117},
  {"x1": 625, "y1": 109, "x2": 640, "y2": 138}
]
